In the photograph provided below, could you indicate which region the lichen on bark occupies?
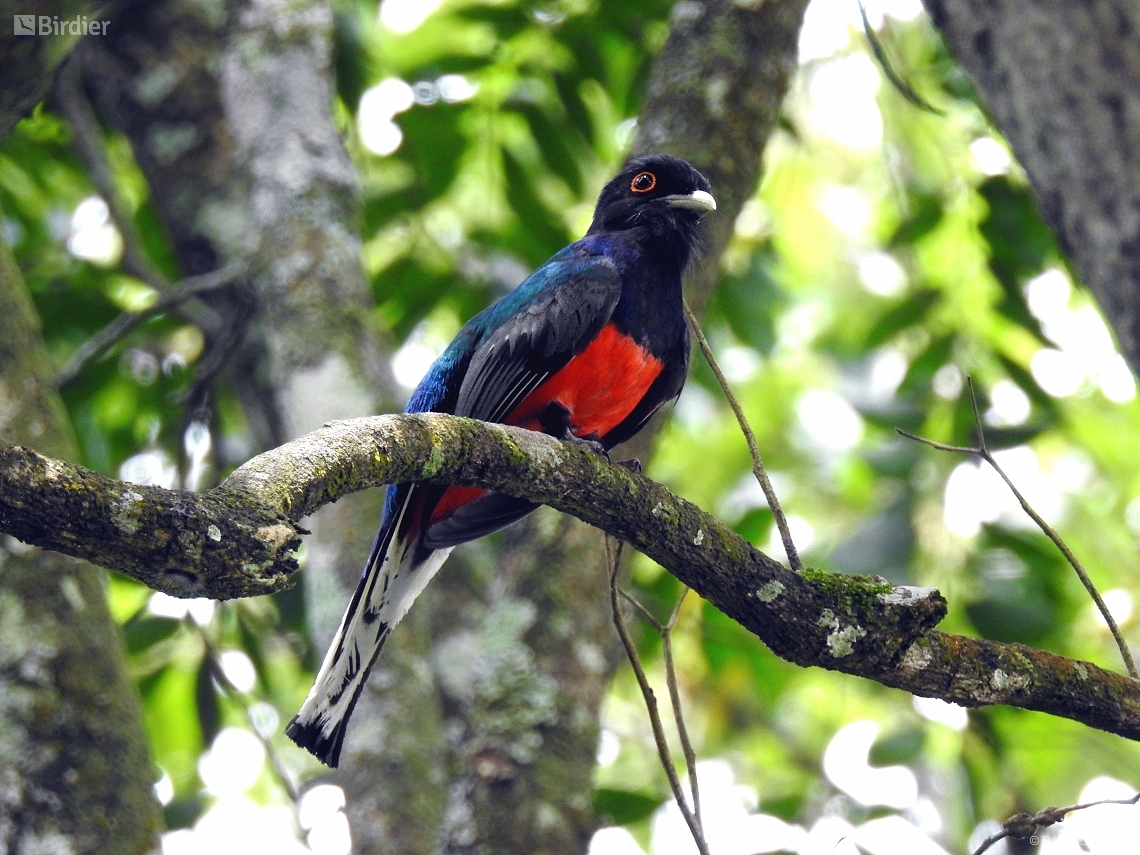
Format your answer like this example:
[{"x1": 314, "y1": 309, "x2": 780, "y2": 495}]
[{"x1": 0, "y1": 237, "x2": 159, "y2": 853}]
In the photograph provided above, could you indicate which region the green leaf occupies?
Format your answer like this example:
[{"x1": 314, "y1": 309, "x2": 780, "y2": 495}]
[
  {"x1": 512, "y1": 103, "x2": 585, "y2": 195},
  {"x1": 900, "y1": 334, "x2": 954, "y2": 394},
  {"x1": 711, "y1": 248, "x2": 783, "y2": 354},
  {"x1": 865, "y1": 289, "x2": 940, "y2": 348},
  {"x1": 138, "y1": 664, "x2": 203, "y2": 791},
  {"x1": 863, "y1": 437, "x2": 922, "y2": 478},
  {"x1": 333, "y1": 8, "x2": 373, "y2": 109},
  {"x1": 965, "y1": 528, "x2": 1072, "y2": 645},
  {"x1": 978, "y1": 423, "x2": 1051, "y2": 450},
  {"x1": 869, "y1": 727, "x2": 926, "y2": 766},
  {"x1": 593, "y1": 788, "x2": 663, "y2": 825},
  {"x1": 163, "y1": 797, "x2": 205, "y2": 832},
  {"x1": 827, "y1": 498, "x2": 915, "y2": 584},
  {"x1": 888, "y1": 191, "x2": 943, "y2": 248},
  {"x1": 123, "y1": 615, "x2": 181, "y2": 654},
  {"x1": 978, "y1": 175, "x2": 1056, "y2": 338},
  {"x1": 733, "y1": 507, "x2": 774, "y2": 545},
  {"x1": 397, "y1": 104, "x2": 468, "y2": 202},
  {"x1": 195, "y1": 657, "x2": 221, "y2": 746},
  {"x1": 501, "y1": 147, "x2": 570, "y2": 264},
  {"x1": 996, "y1": 353, "x2": 1058, "y2": 417}
]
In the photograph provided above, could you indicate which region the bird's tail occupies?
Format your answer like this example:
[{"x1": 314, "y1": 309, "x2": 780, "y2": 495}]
[{"x1": 286, "y1": 490, "x2": 452, "y2": 767}]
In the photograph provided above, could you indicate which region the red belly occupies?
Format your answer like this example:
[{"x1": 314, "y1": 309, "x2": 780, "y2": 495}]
[
  {"x1": 508, "y1": 323, "x2": 663, "y2": 438},
  {"x1": 429, "y1": 323, "x2": 662, "y2": 525}
]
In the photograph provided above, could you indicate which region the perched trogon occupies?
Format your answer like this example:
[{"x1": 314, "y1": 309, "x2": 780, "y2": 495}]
[{"x1": 287, "y1": 154, "x2": 716, "y2": 767}]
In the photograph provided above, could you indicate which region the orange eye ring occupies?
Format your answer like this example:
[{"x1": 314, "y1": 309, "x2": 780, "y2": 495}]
[{"x1": 630, "y1": 171, "x2": 657, "y2": 193}]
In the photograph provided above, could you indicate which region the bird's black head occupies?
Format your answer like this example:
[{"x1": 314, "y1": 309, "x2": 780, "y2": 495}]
[{"x1": 587, "y1": 155, "x2": 716, "y2": 255}]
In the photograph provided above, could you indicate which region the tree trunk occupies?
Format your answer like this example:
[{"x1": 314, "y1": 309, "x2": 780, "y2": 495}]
[
  {"x1": 432, "y1": 1, "x2": 811, "y2": 851},
  {"x1": 0, "y1": 240, "x2": 159, "y2": 852},
  {"x1": 76, "y1": 0, "x2": 809, "y2": 851},
  {"x1": 924, "y1": 0, "x2": 1140, "y2": 375},
  {"x1": 80, "y1": 0, "x2": 445, "y2": 845}
]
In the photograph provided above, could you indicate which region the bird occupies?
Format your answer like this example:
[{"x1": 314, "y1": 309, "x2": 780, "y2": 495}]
[{"x1": 286, "y1": 154, "x2": 715, "y2": 767}]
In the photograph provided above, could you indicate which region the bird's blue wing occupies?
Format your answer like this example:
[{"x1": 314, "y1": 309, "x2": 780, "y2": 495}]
[
  {"x1": 453, "y1": 251, "x2": 621, "y2": 422},
  {"x1": 415, "y1": 249, "x2": 622, "y2": 550}
]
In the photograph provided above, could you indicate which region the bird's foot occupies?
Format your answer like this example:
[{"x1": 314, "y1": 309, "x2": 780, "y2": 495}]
[
  {"x1": 562, "y1": 431, "x2": 610, "y2": 460},
  {"x1": 615, "y1": 457, "x2": 642, "y2": 474}
]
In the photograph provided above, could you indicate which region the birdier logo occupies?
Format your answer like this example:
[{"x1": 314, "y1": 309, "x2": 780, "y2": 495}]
[{"x1": 13, "y1": 14, "x2": 110, "y2": 35}]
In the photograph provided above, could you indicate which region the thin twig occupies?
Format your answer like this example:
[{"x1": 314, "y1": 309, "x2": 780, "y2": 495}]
[
  {"x1": 614, "y1": 585, "x2": 702, "y2": 822},
  {"x1": 682, "y1": 300, "x2": 802, "y2": 572},
  {"x1": 894, "y1": 430, "x2": 975, "y2": 456},
  {"x1": 972, "y1": 791, "x2": 1140, "y2": 855},
  {"x1": 193, "y1": 617, "x2": 300, "y2": 803},
  {"x1": 57, "y1": 260, "x2": 245, "y2": 388},
  {"x1": 617, "y1": 587, "x2": 663, "y2": 628},
  {"x1": 662, "y1": 589, "x2": 701, "y2": 825},
  {"x1": 858, "y1": 1, "x2": 945, "y2": 116},
  {"x1": 898, "y1": 377, "x2": 1138, "y2": 680},
  {"x1": 606, "y1": 539, "x2": 710, "y2": 855}
]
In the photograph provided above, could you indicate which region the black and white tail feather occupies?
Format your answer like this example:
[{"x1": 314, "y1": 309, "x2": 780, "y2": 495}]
[{"x1": 285, "y1": 492, "x2": 452, "y2": 767}]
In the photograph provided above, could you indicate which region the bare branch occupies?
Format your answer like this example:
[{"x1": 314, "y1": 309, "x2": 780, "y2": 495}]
[
  {"x1": 683, "y1": 300, "x2": 801, "y2": 572},
  {"x1": 614, "y1": 582, "x2": 702, "y2": 824},
  {"x1": 899, "y1": 378, "x2": 1139, "y2": 680},
  {"x1": 56, "y1": 260, "x2": 246, "y2": 388},
  {"x1": 608, "y1": 541, "x2": 709, "y2": 854},
  {"x1": 971, "y1": 791, "x2": 1140, "y2": 855},
  {"x1": 894, "y1": 430, "x2": 976, "y2": 456},
  {"x1": 4, "y1": 414, "x2": 1140, "y2": 742},
  {"x1": 661, "y1": 589, "x2": 702, "y2": 826}
]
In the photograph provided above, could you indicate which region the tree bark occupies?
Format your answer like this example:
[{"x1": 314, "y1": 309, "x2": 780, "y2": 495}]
[
  {"x1": 79, "y1": 0, "x2": 444, "y2": 846},
  {"x1": 923, "y1": 0, "x2": 1140, "y2": 375},
  {"x1": 8, "y1": 414, "x2": 1140, "y2": 748},
  {"x1": 0, "y1": 239, "x2": 159, "y2": 852}
]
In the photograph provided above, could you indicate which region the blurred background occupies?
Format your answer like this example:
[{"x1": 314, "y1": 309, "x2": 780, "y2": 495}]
[{"x1": 3, "y1": 0, "x2": 1140, "y2": 853}]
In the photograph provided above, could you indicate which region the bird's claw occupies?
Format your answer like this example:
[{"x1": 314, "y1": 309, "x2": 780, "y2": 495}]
[
  {"x1": 562, "y1": 432, "x2": 610, "y2": 460},
  {"x1": 561, "y1": 433, "x2": 640, "y2": 473}
]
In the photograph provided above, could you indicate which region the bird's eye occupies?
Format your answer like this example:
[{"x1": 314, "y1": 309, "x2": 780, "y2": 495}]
[{"x1": 630, "y1": 172, "x2": 656, "y2": 193}]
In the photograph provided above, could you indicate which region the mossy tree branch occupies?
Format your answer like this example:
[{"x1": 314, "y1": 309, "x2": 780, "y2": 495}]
[{"x1": 3, "y1": 413, "x2": 1140, "y2": 742}]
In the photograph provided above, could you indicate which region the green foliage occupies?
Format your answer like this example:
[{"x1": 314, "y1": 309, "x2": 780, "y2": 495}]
[
  {"x1": 593, "y1": 787, "x2": 663, "y2": 825},
  {"x1": 4, "y1": 1, "x2": 1140, "y2": 852}
]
